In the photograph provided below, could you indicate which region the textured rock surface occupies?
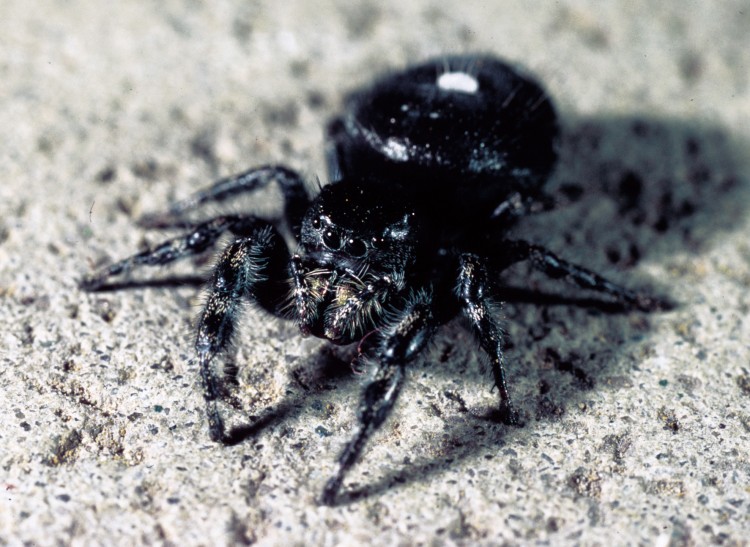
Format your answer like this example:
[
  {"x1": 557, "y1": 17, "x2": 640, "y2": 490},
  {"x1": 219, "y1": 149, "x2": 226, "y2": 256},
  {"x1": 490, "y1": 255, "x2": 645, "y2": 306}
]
[{"x1": 1, "y1": 1, "x2": 749, "y2": 544}]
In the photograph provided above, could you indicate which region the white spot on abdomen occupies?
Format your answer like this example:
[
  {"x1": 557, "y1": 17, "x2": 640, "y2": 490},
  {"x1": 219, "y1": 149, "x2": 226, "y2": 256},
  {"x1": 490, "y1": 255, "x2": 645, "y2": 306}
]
[
  {"x1": 383, "y1": 137, "x2": 409, "y2": 161},
  {"x1": 437, "y1": 71, "x2": 479, "y2": 94}
]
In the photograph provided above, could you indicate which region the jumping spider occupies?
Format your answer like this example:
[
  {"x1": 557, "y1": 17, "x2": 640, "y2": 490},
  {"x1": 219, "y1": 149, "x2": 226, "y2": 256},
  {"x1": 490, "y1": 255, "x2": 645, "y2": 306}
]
[{"x1": 82, "y1": 54, "x2": 663, "y2": 505}]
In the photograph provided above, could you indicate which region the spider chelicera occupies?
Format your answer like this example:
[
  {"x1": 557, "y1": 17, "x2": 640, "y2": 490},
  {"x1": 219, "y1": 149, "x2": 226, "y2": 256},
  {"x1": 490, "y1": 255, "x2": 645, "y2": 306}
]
[{"x1": 82, "y1": 54, "x2": 663, "y2": 505}]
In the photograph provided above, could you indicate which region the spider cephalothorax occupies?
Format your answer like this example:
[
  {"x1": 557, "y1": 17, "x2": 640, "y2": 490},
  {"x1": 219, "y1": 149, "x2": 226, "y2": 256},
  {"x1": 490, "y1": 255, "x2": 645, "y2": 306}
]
[
  {"x1": 82, "y1": 54, "x2": 663, "y2": 505},
  {"x1": 292, "y1": 180, "x2": 417, "y2": 343}
]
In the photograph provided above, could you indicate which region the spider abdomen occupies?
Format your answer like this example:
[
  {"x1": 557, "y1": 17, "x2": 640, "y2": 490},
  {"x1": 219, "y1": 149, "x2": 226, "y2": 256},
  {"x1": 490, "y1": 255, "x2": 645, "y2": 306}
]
[{"x1": 326, "y1": 54, "x2": 560, "y2": 215}]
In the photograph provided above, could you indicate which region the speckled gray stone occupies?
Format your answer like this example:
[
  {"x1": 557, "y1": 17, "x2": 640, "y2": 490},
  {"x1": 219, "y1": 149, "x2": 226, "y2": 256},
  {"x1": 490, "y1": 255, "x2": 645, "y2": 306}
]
[{"x1": 1, "y1": 1, "x2": 749, "y2": 545}]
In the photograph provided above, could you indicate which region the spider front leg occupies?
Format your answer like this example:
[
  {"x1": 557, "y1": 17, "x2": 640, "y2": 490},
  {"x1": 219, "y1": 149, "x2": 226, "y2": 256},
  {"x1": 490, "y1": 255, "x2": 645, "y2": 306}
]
[
  {"x1": 82, "y1": 165, "x2": 310, "y2": 291},
  {"x1": 321, "y1": 290, "x2": 437, "y2": 506},
  {"x1": 81, "y1": 215, "x2": 248, "y2": 290},
  {"x1": 139, "y1": 164, "x2": 310, "y2": 233},
  {"x1": 457, "y1": 254, "x2": 519, "y2": 425},
  {"x1": 195, "y1": 223, "x2": 290, "y2": 444}
]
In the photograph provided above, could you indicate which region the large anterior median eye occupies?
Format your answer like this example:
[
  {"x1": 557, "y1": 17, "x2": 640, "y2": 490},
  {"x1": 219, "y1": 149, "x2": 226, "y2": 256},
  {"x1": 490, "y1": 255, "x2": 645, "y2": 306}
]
[
  {"x1": 323, "y1": 230, "x2": 342, "y2": 250},
  {"x1": 345, "y1": 238, "x2": 368, "y2": 258}
]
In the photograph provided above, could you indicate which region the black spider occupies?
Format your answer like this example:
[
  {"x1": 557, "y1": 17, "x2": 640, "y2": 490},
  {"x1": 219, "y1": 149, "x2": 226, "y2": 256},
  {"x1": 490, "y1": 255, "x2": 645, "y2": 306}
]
[{"x1": 82, "y1": 54, "x2": 664, "y2": 505}]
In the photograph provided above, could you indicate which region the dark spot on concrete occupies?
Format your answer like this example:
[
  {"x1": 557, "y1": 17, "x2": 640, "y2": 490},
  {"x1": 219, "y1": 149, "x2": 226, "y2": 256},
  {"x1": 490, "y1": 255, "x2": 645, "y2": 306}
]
[
  {"x1": 315, "y1": 425, "x2": 332, "y2": 437},
  {"x1": 289, "y1": 59, "x2": 310, "y2": 79},
  {"x1": 736, "y1": 373, "x2": 750, "y2": 396},
  {"x1": 658, "y1": 406, "x2": 680, "y2": 433},
  {"x1": 306, "y1": 90, "x2": 326, "y2": 110},
  {"x1": 568, "y1": 467, "x2": 602, "y2": 498},
  {"x1": 92, "y1": 298, "x2": 118, "y2": 323},
  {"x1": 45, "y1": 429, "x2": 83, "y2": 466},
  {"x1": 96, "y1": 166, "x2": 117, "y2": 184},
  {"x1": 543, "y1": 348, "x2": 594, "y2": 390},
  {"x1": 536, "y1": 395, "x2": 565, "y2": 421},
  {"x1": 232, "y1": 18, "x2": 252, "y2": 44},
  {"x1": 340, "y1": 3, "x2": 381, "y2": 39},
  {"x1": 190, "y1": 128, "x2": 219, "y2": 170},
  {"x1": 262, "y1": 101, "x2": 299, "y2": 128},
  {"x1": 679, "y1": 51, "x2": 704, "y2": 83},
  {"x1": 647, "y1": 479, "x2": 685, "y2": 497},
  {"x1": 558, "y1": 182, "x2": 584, "y2": 201},
  {"x1": 601, "y1": 433, "x2": 632, "y2": 463},
  {"x1": 538, "y1": 379, "x2": 551, "y2": 395},
  {"x1": 131, "y1": 158, "x2": 160, "y2": 181},
  {"x1": 617, "y1": 170, "x2": 642, "y2": 212},
  {"x1": 676, "y1": 374, "x2": 702, "y2": 393}
]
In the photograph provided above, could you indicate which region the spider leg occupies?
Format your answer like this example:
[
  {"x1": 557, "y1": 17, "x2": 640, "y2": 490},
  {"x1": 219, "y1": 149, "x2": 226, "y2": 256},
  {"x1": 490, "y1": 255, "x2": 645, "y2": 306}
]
[
  {"x1": 496, "y1": 240, "x2": 664, "y2": 311},
  {"x1": 81, "y1": 215, "x2": 256, "y2": 290},
  {"x1": 457, "y1": 254, "x2": 519, "y2": 425},
  {"x1": 321, "y1": 290, "x2": 437, "y2": 505},
  {"x1": 138, "y1": 165, "x2": 310, "y2": 233},
  {"x1": 195, "y1": 224, "x2": 290, "y2": 443}
]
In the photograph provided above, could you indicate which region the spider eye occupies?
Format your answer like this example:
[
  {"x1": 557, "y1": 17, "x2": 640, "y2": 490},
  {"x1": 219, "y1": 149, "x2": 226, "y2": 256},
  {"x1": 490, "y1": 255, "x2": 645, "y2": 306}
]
[
  {"x1": 323, "y1": 230, "x2": 342, "y2": 250},
  {"x1": 345, "y1": 238, "x2": 368, "y2": 258},
  {"x1": 312, "y1": 218, "x2": 321, "y2": 229},
  {"x1": 371, "y1": 236, "x2": 386, "y2": 250}
]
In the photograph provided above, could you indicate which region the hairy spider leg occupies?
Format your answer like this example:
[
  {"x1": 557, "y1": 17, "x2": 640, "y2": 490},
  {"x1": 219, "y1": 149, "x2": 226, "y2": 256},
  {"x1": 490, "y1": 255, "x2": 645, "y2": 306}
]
[
  {"x1": 321, "y1": 290, "x2": 438, "y2": 505},
  {"x1": 82, "y1": 165, "x2": 311, "y2": 291},
  {"x1": 451, "y1": 242, "x2": 664, "y2": 429},
  {"x1": 138, "y1": 165, "x2": 310, "y2": 234},
  {"x1": 195, "y1": 223, "x2": 291, "y2": 444},
  {"x1": 457, "y1": 254, "x2": 519, "y2": 425},
  {"x1": 81, "y1": 215, "x2": 250, "y2": 290},
  {"x1": 496, "y1": 240, "x2": 664, "y2": 311}
]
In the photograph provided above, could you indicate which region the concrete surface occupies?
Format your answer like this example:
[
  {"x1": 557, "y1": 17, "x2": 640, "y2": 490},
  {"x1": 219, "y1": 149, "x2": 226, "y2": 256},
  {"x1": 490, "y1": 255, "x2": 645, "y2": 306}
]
[{"x1": 1, "y1": 1, "x2": 749, "y2": 545}]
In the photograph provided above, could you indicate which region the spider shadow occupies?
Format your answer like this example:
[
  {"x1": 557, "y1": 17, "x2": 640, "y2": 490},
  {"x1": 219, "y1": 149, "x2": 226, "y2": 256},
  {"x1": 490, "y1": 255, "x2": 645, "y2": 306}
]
[
  {"x1": 337, "y1": 417, "x2": 506, "y2": 505},
  {"x1": 326, "y1": 113, "x2": 749, "y2": 504},
  {"x1": 84, "y1": 275, "x2": 206, "y2": 292},
  {"x1": 328, "y1": 289, "x2": 658, "y2": 505},
  {"x1": 216, "y1": 287, "x2": 637, "y2": 448},
  {"x1": 220, "y1": 341, "x2": 362, "y2": 446}
]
